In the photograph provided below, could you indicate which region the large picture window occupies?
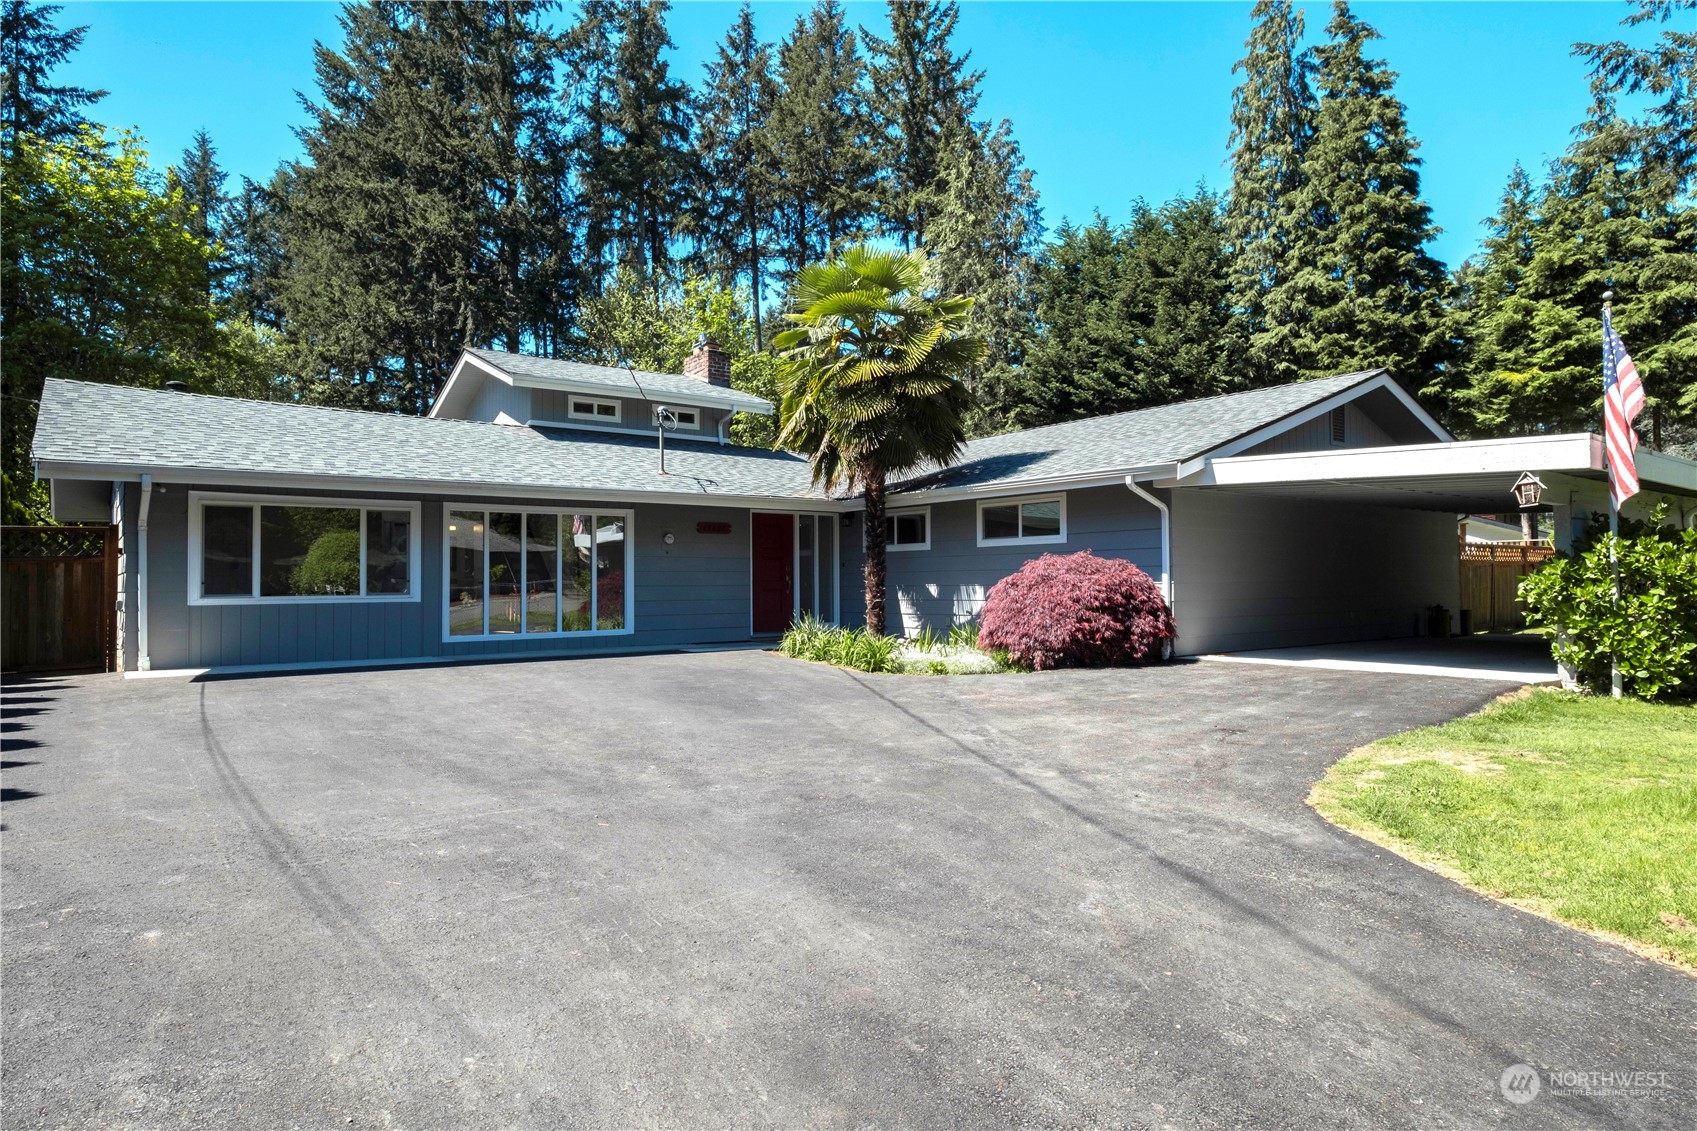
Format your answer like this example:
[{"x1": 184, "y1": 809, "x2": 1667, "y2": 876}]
[
  {"x1": 189, "y1": 494, "x2": 420, "y2": 604},
  {"x1": 444, "y1": 505, "x2": 632, "y2": 639},
  {"x1": 977, "y1": 495, "x2": 1067, "y2": 547}
]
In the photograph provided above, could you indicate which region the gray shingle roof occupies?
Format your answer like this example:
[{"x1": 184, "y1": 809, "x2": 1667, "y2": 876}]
[
  {"x1": 892, "y1": 370, "x2": 1390, "y2": 492},
  {"x1": 32, "y1": 379, "x2": 829, "y2": 501},
  {"x1": 465, "y1": 348, "x2": 773, "y2": 413}
]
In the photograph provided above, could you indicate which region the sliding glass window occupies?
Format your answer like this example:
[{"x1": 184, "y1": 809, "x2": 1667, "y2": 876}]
[
  {"x1": 190, "y1": 494, "x2": 419, "y2": 604},
  {"x1": 445, "y1": 505, "x2": 631, "y2": 639}
]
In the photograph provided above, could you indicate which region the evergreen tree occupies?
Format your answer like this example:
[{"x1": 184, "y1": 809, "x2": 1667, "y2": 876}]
[
  {"x1": 167, "y1": 129, "x2": 229, "y2": 300},
  {"x1": 767, "y1": 1, "x2": 879, "y2": 280},
  {"x1": 862, "y1": 0, "x2": 981, "y2": 249},
  {"x1": 1017, "y1": 194, "x2": 1250, "y2": 428},
  {"x1": 923, "y1": 119, "x2": 1042, "y2": 434},
  {"x1": 565, "y1": 0, "x2": 693, "y2": 293},
  {"x1": 1575, "y1": 0, "x2": 1695, "y2": 195},
  {"x1": 1223, "y1": 0, "x2": 1313, "y2": 384},
  {"x1": 223, "y1": 169, "x2": 291, "y2": 332},
  {"x1": 0, "y1": 0, "x2": 104, "y2": 151},
  {"x1": 282, "y1": 0, "x2": 569, "y2": 413},
  {"x1": 688, "y1": 3, "x2": 778, "y2": 344},
  {"x1": 1273, "y1": 1, "x2": 1451, "y2": 393},
  {"x1": 1459, "y1": 105, "x2": 1696, "y2": 438}
]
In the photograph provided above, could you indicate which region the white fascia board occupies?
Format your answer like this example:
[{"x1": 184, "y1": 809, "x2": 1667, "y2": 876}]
[
  {"x1": 871, "y1": 462, "x2": 1180, "y2": 509},
  {"x1": 32, "y1": 460, "x2": 848, "y2": 511},
  {"x1": 1638, "y1": 448, "x2": 1697, "y2": 494},
  {"x1": 1190, "y1": 433, "x2": 1601, "y2": 487},
  {"x1": 427, "y1": 351, "x2": 512, "y2": 419},
  {"x1": 1174, "y1": 372, "x2": 1452, "y2": 480},
  {"x1": 508, "y1": 372, "x2": 773, "y2": 416}
]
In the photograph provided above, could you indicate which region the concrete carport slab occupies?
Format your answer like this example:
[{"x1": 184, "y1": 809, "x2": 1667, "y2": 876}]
[{"x1": 1204, "y1": 634, "x2": 1562, "y2": 684}]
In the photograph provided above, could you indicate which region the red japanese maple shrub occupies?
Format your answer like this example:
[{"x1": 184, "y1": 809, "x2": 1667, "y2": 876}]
[{"x1": 979, "y1": 551, "x2": 1175, "y2": 671}]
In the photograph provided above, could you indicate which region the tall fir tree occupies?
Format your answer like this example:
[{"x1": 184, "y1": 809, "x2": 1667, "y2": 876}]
[
  {"x1": 1015, "y1": 192, "x2": 1248, "y2": 428},
  {"x1": 167, "y1": 129, "x2": 229, "y2": 300},
  {"x1": 282, "y1": 0, "x2": 569, "y2": 413},
  {"x1": 0, "y1": 0, "x2": 104, "y2": 151},
  {"x1": 1454, "y1": 2, "x2": 1697, "y2": 444},
  {"x1": 1272, "y1": 1, "x2": 1451, "y2": 395},
  {"x1": 861, "y1": 0, "x2": 981, "y2": 250},
  {"x1": 923, "y1": 119, "x2": 1042, "y2": 434},
  {"x1": 766, "y1": 1, "x2": 879, "y2": 280},
  {"x1": 1575, "y1": 0, "x2": 1695, "y2": 197},
  {"x1": 688, "y1": 3, "x2": 778, "y2": 344},
  {"x1": 223, "y1": 169, "x2": 291, "y2": 332},
  {"x1": 1223, "y1": 0, "x2": 1313, "y2": 385},
  {"x1": 565, "y1": 0, "x2": 693, "y2": 295}
]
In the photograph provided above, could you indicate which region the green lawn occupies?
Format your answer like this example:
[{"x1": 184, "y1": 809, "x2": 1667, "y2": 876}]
[{"x1": 1310, "y1": 688, "x2": 1697, "y2": 970}]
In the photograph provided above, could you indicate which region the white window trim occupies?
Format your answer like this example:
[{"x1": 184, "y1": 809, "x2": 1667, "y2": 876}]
[
  {"x1": 976, "y1": 494, "x2": 1068, "y2": 548},
  {"x1": 670, "y1": 408, "x2": 701, "y2": 430},
  {"x1": 187, "y1": 491, "x2": 422, "y2": 606},
  {"x1": 440, "y1": 502, "x2": 635, "y2": 642},
  {"x1": 567, "y1": 396, "x2": 621, "y2": 423},
  {"x1": 883, "y1": 505, "x2": 932, "y2": 552}
]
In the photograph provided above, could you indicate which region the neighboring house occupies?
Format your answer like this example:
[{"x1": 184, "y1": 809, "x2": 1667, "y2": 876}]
[{"x1": 31, "y1": 342, "x2": 1697, "y2": 674}]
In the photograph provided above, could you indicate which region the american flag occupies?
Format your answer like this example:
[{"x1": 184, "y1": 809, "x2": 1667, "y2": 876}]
[{"x1": 1602, "y1": 307, "x2": 1645, "y2": 510}]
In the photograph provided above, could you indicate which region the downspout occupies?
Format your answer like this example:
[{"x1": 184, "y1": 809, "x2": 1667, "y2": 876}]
[
  {"x1": 1124, "y1": 475, "x2": 1171, "y2": 605},
  {"x1": 718, "y1": 413, "x2": 729, "y2": 447},
  {"x1": 137, "y1": 473, "x2": 153, "y2": 671}
]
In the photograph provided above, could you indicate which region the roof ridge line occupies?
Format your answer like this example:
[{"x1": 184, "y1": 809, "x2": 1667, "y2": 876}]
[{"x1": 966, "y1": 369, "x2": 1387, "y2": 445}]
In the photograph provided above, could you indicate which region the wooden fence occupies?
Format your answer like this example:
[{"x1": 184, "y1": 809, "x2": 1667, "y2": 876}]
[
  {"x1": 1459, "y1": 540, "x2": 1555, "y2": 633},
  {"x1": 2, "y1": 525, "x2": 117, "y2": 674}
]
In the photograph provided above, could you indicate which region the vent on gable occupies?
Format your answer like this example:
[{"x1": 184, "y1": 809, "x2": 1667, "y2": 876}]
[{"x1": 1329, "y1": 406, "x2": 1346, "y2": 444}]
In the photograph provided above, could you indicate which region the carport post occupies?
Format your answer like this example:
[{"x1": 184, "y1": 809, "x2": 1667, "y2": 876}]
[{"x1": 137, "y1": 473, "x2": 152, "y2": 672}]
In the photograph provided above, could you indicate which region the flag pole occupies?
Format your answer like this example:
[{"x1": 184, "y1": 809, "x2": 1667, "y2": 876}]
[{"x1": 1603, "y1": 291, "x2": 1623, "y2": 699}]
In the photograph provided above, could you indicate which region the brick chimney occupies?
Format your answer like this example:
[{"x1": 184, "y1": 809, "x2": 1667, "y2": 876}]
[{"x1": 683, "y1": 336, "x2": 731, "y2": 389}]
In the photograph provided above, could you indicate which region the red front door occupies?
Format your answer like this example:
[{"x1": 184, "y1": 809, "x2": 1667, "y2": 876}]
[{"x1": 751, "y1": 512, "x2": 794, "y2": 634}]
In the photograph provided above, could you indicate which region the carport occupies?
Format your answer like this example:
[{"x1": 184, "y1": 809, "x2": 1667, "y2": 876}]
[{"x1": 1161, "y1": 431, "x2": 1697, "y2": 657}]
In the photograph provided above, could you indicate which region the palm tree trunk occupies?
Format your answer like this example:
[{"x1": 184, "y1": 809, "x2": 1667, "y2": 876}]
[{"x1": 863, "y1": 471, "x2": 888, "y2": 636}]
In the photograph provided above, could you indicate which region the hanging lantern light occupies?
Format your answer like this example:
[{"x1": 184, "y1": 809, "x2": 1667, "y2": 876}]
[{"x1": 1511, "y1": 471, "x2": 1546, "y2": 510}]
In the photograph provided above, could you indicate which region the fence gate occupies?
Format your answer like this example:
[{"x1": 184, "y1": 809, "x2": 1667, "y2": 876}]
[
  {"x1": 2, "y1": 525, "x2": 117, "y2": 674},
  {"x1": 1459, "y1": 541, "x2": 1555, "y2": 633}
]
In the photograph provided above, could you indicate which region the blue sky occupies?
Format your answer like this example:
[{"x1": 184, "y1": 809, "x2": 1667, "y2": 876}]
[{"x1": 57, "y1": 1, "x2": 1657, "y2": 270}]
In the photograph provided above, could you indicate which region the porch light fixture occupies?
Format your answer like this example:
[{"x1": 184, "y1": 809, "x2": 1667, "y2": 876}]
[{"x1": 1511, "y1": 471, "x2": 1546, "y2": 510}]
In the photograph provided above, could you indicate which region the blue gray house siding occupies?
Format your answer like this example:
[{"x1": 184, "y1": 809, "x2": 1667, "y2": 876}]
[
  {"x1": 125, "y1": 481, "x2": 765, "y2": 670},
  {"x1": 840, "y1": 484, "x2": 1165, "y2": 635}
]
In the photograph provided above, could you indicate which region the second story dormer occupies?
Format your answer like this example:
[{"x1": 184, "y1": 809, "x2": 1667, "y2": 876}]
[{"x1": 429, "y1": 339, "x2": 773, "y2": 445}]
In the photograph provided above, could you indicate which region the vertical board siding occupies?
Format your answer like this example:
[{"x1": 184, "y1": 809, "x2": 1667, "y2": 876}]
[
  {"x1": 1241, "y1": 403, "x2": 1395, "y2": 456},
  {"x1": 1169, "y1": 490, "x2": 1458, "y2": 655},
  {"x1": 850, "y1": 485, "x2": 1164, "y2": 636},
  {"x1": 147, "y1": 484, "x2": 762, "y2": 669}
]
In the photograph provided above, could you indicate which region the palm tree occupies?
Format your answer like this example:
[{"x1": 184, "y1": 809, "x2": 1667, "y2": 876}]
[{"x1": 773, "y1": 245, "x2": 986, "y2": 634}]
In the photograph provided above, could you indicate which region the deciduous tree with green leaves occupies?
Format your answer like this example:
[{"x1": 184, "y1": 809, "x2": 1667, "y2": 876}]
[{"x1": 772, "y1": 246, "x2": 985, "y2": 634}]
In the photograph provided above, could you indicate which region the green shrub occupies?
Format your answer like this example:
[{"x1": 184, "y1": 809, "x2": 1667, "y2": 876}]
[
  {"x1": 291, "y1": 529, "x2": 361, "y2": 596},
  {"x1": 779, "y1": 614, "x2": 902, "y2": 673},
  {"x1": 1519, "y1": 502, "x2": 1697, "y2": 701}
]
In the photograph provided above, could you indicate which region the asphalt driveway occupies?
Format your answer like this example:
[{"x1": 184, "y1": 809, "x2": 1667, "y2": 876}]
[{"x1": 2, "y1": 653, "x2": 1691, "y2": 1129}]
